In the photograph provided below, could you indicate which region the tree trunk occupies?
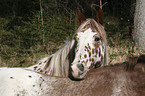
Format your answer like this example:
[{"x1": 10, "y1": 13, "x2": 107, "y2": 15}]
[
  {"x1": 39, "y1": 0, "x2": 45, "y2": 48},
  {"x1": 133, "y1": 0, "x2": 145, "y2": 50}
]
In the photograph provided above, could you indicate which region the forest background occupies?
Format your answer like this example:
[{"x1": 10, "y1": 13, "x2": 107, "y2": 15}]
[{"x1": 0, "y1": 0, "x2": 144, "y2": 67}]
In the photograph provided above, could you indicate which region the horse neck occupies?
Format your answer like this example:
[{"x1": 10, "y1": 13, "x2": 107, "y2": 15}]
[{"x1": 27, "y1": 40, "x2": 75, "y2": 77}]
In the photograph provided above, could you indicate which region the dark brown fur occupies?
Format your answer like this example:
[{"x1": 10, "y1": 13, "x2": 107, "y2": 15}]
[
  {"x1": 44, "y1": 55, "x2": 145, "y2": 96},
  {"x1": 126, "y1": 54, "x2": 145, "y2": 70}
]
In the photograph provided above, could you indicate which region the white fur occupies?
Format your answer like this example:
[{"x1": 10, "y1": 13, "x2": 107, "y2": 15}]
[
  {"x1": 72, "y1": 28, "x2": 96, "y2": 67},
  {"x1": 0, "y1": 68, "x2": 43, "y2": 96}
]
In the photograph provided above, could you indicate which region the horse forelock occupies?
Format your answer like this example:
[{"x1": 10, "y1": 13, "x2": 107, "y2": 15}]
[{"x1": 43, "y1": 39, "x2": 76, "y2": 77}]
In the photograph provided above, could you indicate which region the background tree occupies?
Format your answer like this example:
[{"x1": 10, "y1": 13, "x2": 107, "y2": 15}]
[{"x1": 133, "y1": 0, "x2": 145, "y2": 50}]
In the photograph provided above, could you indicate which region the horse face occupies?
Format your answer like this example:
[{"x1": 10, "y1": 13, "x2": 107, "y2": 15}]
[
  {"x1": 69, "y1": 8, "x2": 106, "y2": 80},
  {"x1": 70, "y1": 27, "x2": 105, "y2": 80}
]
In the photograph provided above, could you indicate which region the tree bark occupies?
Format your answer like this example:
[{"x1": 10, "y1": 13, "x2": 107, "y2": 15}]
[
  {"x1": 133, "y1": 0, "x2": 145, "y2": 50},
  {"x1": 39, "y1": 0, "x2": 45, "y2": 47}
]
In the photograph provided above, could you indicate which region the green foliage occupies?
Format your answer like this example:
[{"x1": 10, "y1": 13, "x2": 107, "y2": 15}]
[
  {"x1": 44, "y1": 15, "x2": 77, "y2": 44},
  {"x1": 1, "y1": 9, "x2": 78, "y2": 59},
  {"x1": 104, "y1": 17, "x2": 132, "y2": 47}
]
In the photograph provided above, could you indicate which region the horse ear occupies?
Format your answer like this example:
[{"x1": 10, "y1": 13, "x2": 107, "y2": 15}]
[
  {"x1": 96, "y1": 8, "x2": 104, "y2": 26},
  {"x1": 76, "y1": 8, "x2": 86, "y2": 24}
]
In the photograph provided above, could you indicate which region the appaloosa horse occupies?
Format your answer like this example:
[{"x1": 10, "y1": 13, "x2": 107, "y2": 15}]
[
  {"x1": 0, "y1": 8, "x2": 109, "y2": 96},
  {"x1": 1, "y1": 54, "x2": 144, "y2": 96},
  {"x1": 36, "y1": 54, "x2": 144, "y2": 96}
]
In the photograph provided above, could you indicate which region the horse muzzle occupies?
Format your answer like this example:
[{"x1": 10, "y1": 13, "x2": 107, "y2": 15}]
[{"x1": 70, "y1": 64, "x2": 88, "y2": 80}]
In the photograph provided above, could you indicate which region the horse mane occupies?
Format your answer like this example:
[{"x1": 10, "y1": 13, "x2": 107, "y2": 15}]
[
  {"x1": 42, "y1": 39, "x2": 75, "y2": 77},
  {"x1": 74, "y1": 19, "x2": 108, "y2": 65}
]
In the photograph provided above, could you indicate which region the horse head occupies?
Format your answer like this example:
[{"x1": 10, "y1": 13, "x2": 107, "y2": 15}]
[{"x1": 69, "y1": 8, "x2": 108, "y2": 80}]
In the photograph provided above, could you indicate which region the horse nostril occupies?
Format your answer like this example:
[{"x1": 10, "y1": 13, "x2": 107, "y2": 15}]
[
  {"x1": 77, "y1": 64, "x2": 84, "y2": 71},
  {"x1": 78, "y1": 71, "x2": 83, "y2": 76}
]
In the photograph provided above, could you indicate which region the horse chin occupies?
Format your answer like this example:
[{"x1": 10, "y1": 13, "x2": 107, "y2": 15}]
[{"x1": 69, "y1": 73, "x2": 87, "y2": 81}]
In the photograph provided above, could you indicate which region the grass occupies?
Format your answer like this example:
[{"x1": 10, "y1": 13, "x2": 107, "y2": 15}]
[
  {"x1": 1, "y1": 52, "x2": 48, "y2": 67},
  {"x1": 0, "y1": 41, "x2": 63, "y2": 67},
  {"x1": 109, "y1": 45, "x2": 144, "y2": 65}
]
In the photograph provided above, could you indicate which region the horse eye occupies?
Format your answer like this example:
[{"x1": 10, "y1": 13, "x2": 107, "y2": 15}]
[{"x1": 95, "y1": 37, "x2": 100, "y2": 41}]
